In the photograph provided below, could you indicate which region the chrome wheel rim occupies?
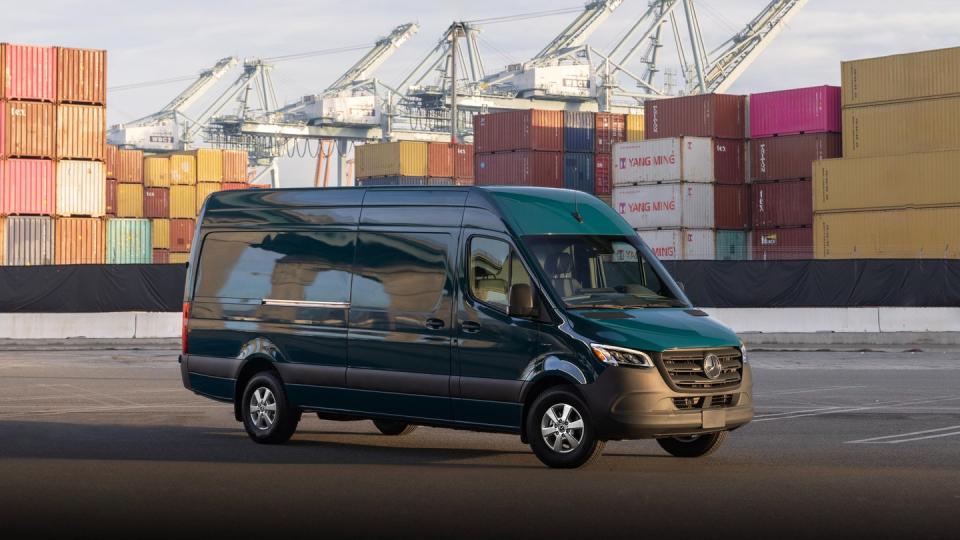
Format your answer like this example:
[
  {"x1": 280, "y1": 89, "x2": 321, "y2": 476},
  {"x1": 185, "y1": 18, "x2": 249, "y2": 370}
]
[
  {"x1": 540, "y1": 403, "x2": 584, "y2": 454},
  {"x1": 674, "y1": 435, "x2": 701, "y2": 443},
  {"x1": 249, "y1": 387, "x2": 277, "y2": 430}
]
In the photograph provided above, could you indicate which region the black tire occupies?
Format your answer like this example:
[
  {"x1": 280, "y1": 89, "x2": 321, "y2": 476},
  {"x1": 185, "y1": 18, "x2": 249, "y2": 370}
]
[
  {"x1": 526, "y1": 386, "x2": 605, "y2": 469},
  {"x1": 241, "y1": 372, "x2": 300, "y2": 444},
  {"x1": 657, "y1": 431, "x2": 727, "y2": 457},
  {"x1": 372, "y1": 419, "x2": 418, "y2": 436}
]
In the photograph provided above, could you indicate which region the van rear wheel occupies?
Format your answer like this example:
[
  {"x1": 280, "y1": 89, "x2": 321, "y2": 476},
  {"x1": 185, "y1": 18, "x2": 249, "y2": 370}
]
[
  {"x1": 657, "y1": 431, "x2": 727, "y2": 457},
  {"x1": 526, "y1": 387, "x2": 605, "y2": 469},
  {"x1": 373, "y1": 419, "x2": 417, "y2": 436},
  {"x1": 241, "y1": 372, "x2": 300, "y2": 444}
]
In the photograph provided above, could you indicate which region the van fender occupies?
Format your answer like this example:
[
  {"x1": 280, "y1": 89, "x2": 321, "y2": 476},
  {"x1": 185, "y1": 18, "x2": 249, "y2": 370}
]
[
  {"x1": 518, "y1": 355, "x2": 589, "y2": 403},
  {"x1": 232, "y1": 337, "x2": 287, "y2": 421}
]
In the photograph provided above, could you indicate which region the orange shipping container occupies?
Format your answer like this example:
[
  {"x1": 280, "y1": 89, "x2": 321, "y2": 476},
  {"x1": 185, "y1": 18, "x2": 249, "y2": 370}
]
[
  {"x1": 221, "y1": 182, "x2": 249, "y2": 191},
  {"x1": 0, "y1": 100, "x2": 56, "y2": 158},
  {"x1": 195, "y1": 183, "x2": 220, "y2": 214},
  {"x1": 144, "y1": 156, "x2": 170, "y2": 187},
  {"x1": 170, "y1": 219, "x2": 195, "y2": 252},
  {"x1": 116, "y1": 184, "x2": 144, "y2": 218},
  {"x1": 194, "y1": 149, "x2": 222, "y2": 183},
  {"x1": 56, "y1": 47, "x2": 107, "y2": 105},
  {"x1": 427, "y1": 143, "x2": 454, "y2": 177},
  {"x1": 105, "y1": 144, "x2": 118, "y2": 178},
  {"x1": 222, "y1": 150, "x2": 248, "y2": 182},
  {"x1": 55, "y1": 217, "x2": 105, "y2": 264},
  {"x1": 153, "y1": 248, "x2": 170, "y2": 264},
  {"x1": 169, "y1": 154, "x2": 196, "y2": 185},
  {"x1": 56, "y1": 104, "x2": 105, "y2": 160},
  {"x1": 117, "y1": 149, "x2": 143, "y2": 183},
  {"x1": 170, "y1": 185, "x2": 196, "y2": 218}
]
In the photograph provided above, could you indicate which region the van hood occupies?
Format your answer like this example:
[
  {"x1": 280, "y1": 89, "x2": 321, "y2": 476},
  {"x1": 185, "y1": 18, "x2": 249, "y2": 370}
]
[{"x1": 565, "y1": 307, "x2": 741, "y2": 352}]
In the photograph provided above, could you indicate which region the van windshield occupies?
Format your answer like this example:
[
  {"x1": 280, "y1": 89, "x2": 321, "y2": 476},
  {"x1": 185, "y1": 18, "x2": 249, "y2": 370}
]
[{"x1": 523, "y1": 235, "x2": 687, "y2": 309}]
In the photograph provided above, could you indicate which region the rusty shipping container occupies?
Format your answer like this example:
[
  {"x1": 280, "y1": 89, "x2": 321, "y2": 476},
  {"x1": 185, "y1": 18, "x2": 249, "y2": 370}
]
[
  {"x1": 56, "y1": 160, "x2": 105, "y2": 217},
  {"x1": 752, "y1": 228, "x2": 813, "y2": 261},
  {"x1": 0, "y1": 158, "x2": 55, "y2": 215},
  {"x1": 170, "y1": 218, "x2": 195, "y2": 253},
  {"x1": 714, "y1": 184, "x2": 749, "y2": 229},
  {"x1": 222, "y1": 150, "x2": 247, "y2": 182},
  {"x1": 750, "y1": 133, "x2": 842, "y2": 182},
  {"x1": 55, "y1": 217, "x2": 105, "y2": 264},
  {"x1": 56, "y1": 47, "x2": 107, "y2": 105},
  {"x1": 169, "y1": 154, "x2": 196, "y2": 185},
  {"x1": 193, "y1": 149, "x2": 223, "y2": 183},
  {"x1": 56, "y1": 104, "x2": 105, "y2": 160},
  {"x1": 105, "y1": 177, "x2": 117, "y2": 216},
  {"x1": 644, "y1": 94, "x2": 746, "y2": 140},
  {"x1": 594, "y1": 153, "x2": 612, "y2": 196},
  {"x1": 106, "y1": 218, "x2": 151, "y2": 264},
  {"x1": 0, "y1": 100, "x2": 56, "y2": 158},
  {"x1": 815, "y1": 207, "x2": 960, "y2": 259},
  {"x1": 475, "y1": 151, "x2": 563, "y2": 187},
  {"x1": 842, "y1": 46, "x2": 960, "y2": 108},
  {"x1": 105, "y1": 144, "x2": 118, "y2": 178},
  {"x1": 427, "y1": 143, "x2": 453, "y2": 177},
  {"x1": 752, "y1": 179, "x2": 812, "y2": 228},
  {"x1": 152, "y1": 248, "x2": 169, "y2": 264},
  {"x1": 473, "y1": 110, "x2": 563, "y2": 153},
  {"x1": 170, "y1": 185, "x2": 196, "y2": 218},
  {"x1": 453, "y1": 143, "x2": 474, "y2": 179},
  {"x1": 842, "y1": 96, "x2": 960, "y2": 158},
  {"x1": 143, "y1": 187, "x2": 169, "y2": 218},
  {"x1": 195, "y1": 183, "x2": 220, "y2": 214},
  {"x1": 0, "y1": 44, "x2": 56, "y2": 101},
  {"x1": 5, "y1": 215, "x2": 54, "y2": 265},
  {"x1": 355, "y1": 141, "x2": 428, "y2": 178},
  {"x1": 595, "y1": 113, "x2": 626, "y2": 153},
  {"x1": 116, "y1": 149, "x2": 143, "y2": 183},
  {"x1": 144, "y1": 156, "x2": 170, "y2": 187},
  {"x1": 151, "y1": 218, "x2": 170, "y2": 249},
  {"x1": 116, "y1": 183, "x2": 144, "y2": 218}
]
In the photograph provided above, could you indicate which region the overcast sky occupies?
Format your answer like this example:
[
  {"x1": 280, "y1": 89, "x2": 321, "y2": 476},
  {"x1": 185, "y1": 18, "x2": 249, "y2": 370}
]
[{"x1": 6, "y1": 0, "x2": 960, "y2": 185}]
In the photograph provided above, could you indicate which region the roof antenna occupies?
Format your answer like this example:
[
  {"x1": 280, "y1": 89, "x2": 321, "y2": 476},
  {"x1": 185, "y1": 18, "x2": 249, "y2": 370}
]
[{"x1": 572, "y1": 191, "x2": 584, "y2": 223}]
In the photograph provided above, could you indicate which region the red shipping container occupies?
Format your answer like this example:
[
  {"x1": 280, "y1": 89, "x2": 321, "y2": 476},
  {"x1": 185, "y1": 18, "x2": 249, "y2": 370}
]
[
  {"x1": 473, "y1": 110, "x2": 563, "y2": 153},
  {"x1": 595, "y1": 113, "x2": 626, "y2": 153},
  {"x1": 143, "y1": 187, "x2": 170, "y2": 218},
  {"x1": 56, "y1": 47, "x2": 107, "y2": 105},
  {"x1": 714, "y1": 184, "x2": 750, "y2": 229},
  {"x1": 427, "y1": 143, "x2": 453, "y2": 177},
  {"x1": 594, "y1": 153, "x2": 612, "y2": 196},
  {"x1": 56, "y1": 104, "x2": 106, "y2": 161},
  {"x1": 0, "y1": 44, "x2": 57, "y2": 102},
  {"x1": 751, "y1": 179, "x2": 813, "y2": 228},
  {"x1": 475, "y1": 151, "x2": 562, "y2": 187},
  {"x1": 116, "y1": 149, "x2": 143, "y2": 183},
  {"x1": 752, "y1": 228, "x2": 813, "y2": 260},
  {"x1": 0, "y1": 100, "x2": 56, "y2": 158},
  {"x1": 105, "y1": 177, "x2": 117, "y2": 215},
  {"x1": 0, "y1": 158, "x2": 55, "y2": 215},
  {"x1": 221, "y1": 182, "x2": 250, "y2": 191},
  {"x1": 153, "y1": 249, "x2": 170, "y2": 264},
  {"x1": 750, "y1": 133, "x2": 841, "y2": 182},
  {"x1": 170, "y1": 219, "x2": 195, "y2": 253},
  {"x1": 749, "y1": 85, "x2": 841, "y2": 138},
  {"x1": 453, "y1": 143, "x2": 474, "y2": 179},
  {"x1": 645, "y1": 94, "x2": 746, "y2": 140},
  {"x1": 105, "y1": 144, "x2": 118, "y2": 179}
]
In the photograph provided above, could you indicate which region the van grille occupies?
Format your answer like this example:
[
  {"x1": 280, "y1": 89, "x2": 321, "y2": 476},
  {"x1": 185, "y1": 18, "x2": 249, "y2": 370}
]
[
  {"x1": 672, "y1": 394, "x2": 736, "y2": 410},
  {"x1": 658, "y1": 348, "x2": 743, "y2": 391}
]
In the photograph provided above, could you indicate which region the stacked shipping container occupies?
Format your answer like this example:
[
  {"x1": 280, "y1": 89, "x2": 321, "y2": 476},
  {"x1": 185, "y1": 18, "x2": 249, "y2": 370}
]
[
  {"x1": 355, "y1": 141, "x2": 474, "y2": 186},
  {"x1": 474, "y1": 110, "x2": 564, "y2": 189}
]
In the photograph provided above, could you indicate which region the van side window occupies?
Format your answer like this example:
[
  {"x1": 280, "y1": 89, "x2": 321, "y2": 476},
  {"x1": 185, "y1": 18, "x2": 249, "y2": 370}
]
[
  {"x1": 468, "y1": 237, "x2": 532, "y2": 314},
  {"x1": 194, "y1": 231, "x2": 355, "y2": 302},
  {"x1": 352, "y1": 232, "x2": 451, "y2": 312}
]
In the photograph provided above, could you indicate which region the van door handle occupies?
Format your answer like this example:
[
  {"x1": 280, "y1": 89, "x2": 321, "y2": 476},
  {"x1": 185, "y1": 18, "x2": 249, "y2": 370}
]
[
  {"x1": 425, "y1": 318, "x2": 445, "y2": 330},
  {"x1": 461, "y1": 321, "x2": 481, "y2": 333}
]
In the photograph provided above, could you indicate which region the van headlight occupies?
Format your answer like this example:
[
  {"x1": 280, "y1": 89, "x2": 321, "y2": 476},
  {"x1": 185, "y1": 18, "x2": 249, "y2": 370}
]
[
  {"x1": 740, "y1": 343, "x2": 748, "y2": 363},
  {"x1": 590, "y1": 344, "x2": 654, "y2": 368}
]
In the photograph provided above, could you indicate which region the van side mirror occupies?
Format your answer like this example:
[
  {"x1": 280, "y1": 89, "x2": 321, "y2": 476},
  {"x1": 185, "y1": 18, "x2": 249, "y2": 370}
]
[{"x1": 508, "y1": 284, "x2": 535, "y2": 318}]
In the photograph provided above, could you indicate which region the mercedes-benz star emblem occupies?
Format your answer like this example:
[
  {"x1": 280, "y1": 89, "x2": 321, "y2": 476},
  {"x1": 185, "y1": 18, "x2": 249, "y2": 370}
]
[{"x1": 703, "y1": 354, "x2": 722, "y2": 380}]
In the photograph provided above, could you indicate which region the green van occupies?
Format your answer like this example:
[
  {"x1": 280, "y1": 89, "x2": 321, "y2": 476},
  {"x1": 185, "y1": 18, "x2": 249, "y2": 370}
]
[{"x1": 179, "y1": 187, "x2": 752, "y2": 468}]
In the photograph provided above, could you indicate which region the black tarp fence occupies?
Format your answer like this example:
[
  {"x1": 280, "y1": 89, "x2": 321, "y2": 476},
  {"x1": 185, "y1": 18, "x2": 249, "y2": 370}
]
[{"x1": 0, "y1": 260, "x2": 958, "y2": 313}]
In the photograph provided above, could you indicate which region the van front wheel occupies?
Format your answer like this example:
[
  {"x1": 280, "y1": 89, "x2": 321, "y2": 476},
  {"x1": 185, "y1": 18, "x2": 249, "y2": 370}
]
[
  {"x1": 526, "y1": 387, "x2": 605, "y2": 469},
  {"x1": 241, "y1": 372, "x2": 300, "y2": 444},
  {"x1": 657, "y1": 431, "x2": 727, "y2": 457}
]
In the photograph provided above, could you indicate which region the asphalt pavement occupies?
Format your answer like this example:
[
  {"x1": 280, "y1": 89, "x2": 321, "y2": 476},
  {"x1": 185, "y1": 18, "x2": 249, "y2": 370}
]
[{"x1": 0, "y1": 346, "x2": 958, "y2": 539}]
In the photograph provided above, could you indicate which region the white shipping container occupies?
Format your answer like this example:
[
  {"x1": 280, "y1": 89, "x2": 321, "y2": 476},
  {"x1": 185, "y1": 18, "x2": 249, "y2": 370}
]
[
  {"x1": 56, "y1": 160, "x2": 106, "y2": 217},
  {"x1": 636, "y1": 228, "x2": 715, "y2": 260},
  {"x1": 613, "y1": 137, "x2": 714, "y2": 185},
  {"x1": 612, "y1": 182, "x2": 715, "y2": 229}
]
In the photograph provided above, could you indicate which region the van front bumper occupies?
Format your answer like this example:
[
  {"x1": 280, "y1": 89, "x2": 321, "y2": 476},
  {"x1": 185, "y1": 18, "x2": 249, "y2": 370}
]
[{"x1": 579, "y1": 363, "x2": 753, "y2": 440}]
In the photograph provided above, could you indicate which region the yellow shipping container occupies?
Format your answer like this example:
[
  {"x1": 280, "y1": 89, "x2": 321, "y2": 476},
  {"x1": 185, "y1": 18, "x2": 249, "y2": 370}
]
[
  {"x1": 170, "y1": 185, "x2": 197, "y2": 218},
  {"x1": 151, "y1": 218, "x2": 170, "y2": 249},
  {"x1": 143, "y1": 157, "x2": 170, "y2": 187},
  {"x1": 814, "y1": 150, "x2": 960, "y2": 213},
  {"x1": 193, "y1": 149, "x2": 223, "y2": 183},
  {"x1": 195, "y1": 183, "x2": 221, "y2": 214},
  {"x1": 170, "y1": 154, "x2": 197, "y2": 185},
  {"x1": 356, "y1": 141, "x2": 428, "y2": 178},
  {"x1": 169, "y1": 252, "x2": 190, "y2": 264},
  {"x1": 814, "y1": 206, "x2": 960, "y2": 259},
  {"x1": 842, "y1": 46, "x2": 960, "y2": 108},
  {"x1": 842, "y1": 96, "x2": 960, "y2": 158},
  {"x1": 116, "y1": 184, "x2": 144, "y2": 218},
  {"x1": 625, "y1": 114, "x2": 645, "y2": 141}
]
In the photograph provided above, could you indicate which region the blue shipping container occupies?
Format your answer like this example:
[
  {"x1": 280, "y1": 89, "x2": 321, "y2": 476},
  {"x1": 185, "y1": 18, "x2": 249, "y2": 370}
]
[
  {"x1": 107, "y1": 218, "x2": 152, "y2": 264},
  {"x1": 563, "y1": 111, "x2": 595, "y2": 153},
  {"x1": 563, "y1": 153, "x2": 595, "y2": 194},
  {"x1": 715, "y1": 230, "x2": 749, "y2": 260}
]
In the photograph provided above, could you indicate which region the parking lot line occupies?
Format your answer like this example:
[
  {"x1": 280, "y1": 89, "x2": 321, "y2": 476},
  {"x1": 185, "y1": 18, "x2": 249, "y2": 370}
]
[
  {"x1": 754, "y1": 395, "x2": 960, "y2": 422},
  {"x1": 846, "y1": 425, "x2": 960, "y2": 444},
  {"x1": 754, "y1": 385, "x2": 868, "y2": 397}
]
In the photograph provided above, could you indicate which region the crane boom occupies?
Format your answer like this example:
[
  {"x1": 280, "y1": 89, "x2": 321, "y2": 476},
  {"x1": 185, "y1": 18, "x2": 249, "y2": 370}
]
[
  {"x1": 160, "y1": 56, "x2": 238, "y2": 113},
  {"x1": 324, "y1": 22, "x2": 419, "y2": 96},
  {"x1": 533, "y1": 0, "x2": 622, "y2": 60}
]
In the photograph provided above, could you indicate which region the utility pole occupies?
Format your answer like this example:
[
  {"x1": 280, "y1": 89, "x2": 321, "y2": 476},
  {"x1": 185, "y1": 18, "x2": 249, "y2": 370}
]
[{"x1": 450, "y1": 22, "x2": 465, "y2": 144}]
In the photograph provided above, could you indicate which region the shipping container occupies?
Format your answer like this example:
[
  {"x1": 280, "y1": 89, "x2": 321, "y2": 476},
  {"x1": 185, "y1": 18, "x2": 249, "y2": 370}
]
[
  {"x1": 815, "y1": 207, "x2": 960, "y2": 259},
  {"x1": 169, "y1": 252, "x2": 189, "y2": 264},
  {"x1": 170, "y1": 218, "x2": 195, "y2": 253},
  {"x1": 813, "y1": 150, "x2": 960, "y2": 212},
  {"x1": 143, "y1": 156, "x2": 170, "y2": 187},
  {"x1": 714, "y1": 184, "x2": 749, "y2": 229},
  {"x1": 0, "y1": 217, "x2": 4, "y2": 265},
  {"x1": 595, "y1": 113, "x2": 626, "y2": 153},
  {"x1": 168, "y1": 154, "x2": 196, "y2": 185},
  {"x1": 427, "y1": 143, "x2": 454, "y2": 177},
  {"x1": 563, "y1": 152, "x2": 594, "y2": 194},
  {"x1": 193, "y1": 148, "x2": 223, "y2": 183},
  {"x1": 563, "y1": 111, "x2": 595, "y2": 153},
  {"x1": 5, "y1": 215, "x2": 53, "y2": 265},
  {"x1": 752, "y1": 179, "x2": 812, "y2": 228},
  {"x1": 474, "y1": 151, "x2": 563, "y2": 187},
  {"x1": 221, "y1": 182, "x2": 250, "y2": 191},
  {"x1": 0, "y1": 158, "x2": 55, "y2": 215},
  {"x1": 612, "y1": 137, "x2": 744, "y2": 185},
  {"x1": 54, "y1": 217, "x2": 104, "y2": 264},
  {"x1": 152, "y1": 248, "x2": 169, "y2": 264},
  {"x1": 105, "y1": 177, "x2": 117, "y2": 216},
  {"x1": 56, "y1": 47, "x2": 107, "y2": 105},
  {"x1": 843, "y1": 96, "x2": 960, "y2": 158},
  {"x1": 636, "y1": 228, "x2": 715, "y2": 260},
  {"x1": 56, "y1": 160, "x2": 105, "y2": 216},
  {"x1": 749, "y1": 133, "x2": 841, "y2": 182},
  {"x1": 612, "y1": 183, "x2": 714, "y2": 229},
  {"x1": 841, "y1": 46, "x2": 960, "y2": 108},
  {"x1": 56, "y1": 104, "x2": 105, "y2": 160},
  {"x1": 426, "y1": 177, "x2": 454, "y2": 185},
  {"x1": 749, "y1": 86, "x2": 841, "y2": 138},
  {"x1": 0, "y1": 100, "x2": 56, "y2": 158},
  {"x1": 355, "y1": 141, "x2": 428, "y2": 178},
  {"x1": 594, "y1": 153, "x2": 612, "y2": 196},
  {"x1": 0, "y1": 44, "x2": 56, "y2": 102},
  {"x1": 195, "y1": 183, "x2": 220, "y2": 214},
  {"x1": 357, "y1": 176, "x2": 428, "y2": 187},
  {"x1": 221, "y1": 149, "x2": 248, "y2": 182},
  {"x1": 644, "y1": 94, "x2": 746, "y2": 139},
  {"x1": 116, "y1": 149, "x2": 143, "y2": 183},
  {"x1": 473, "y1": 110, "x2": 563, "y2": 153},
  {"x1": 151, "y1": 218, "x2": 170, "y2": 249},
  {"x1": 752, "y1": 228, "x2": 813, "y2": 260},
  {"x1": 625, "y1": 113, "x2": 644, "y2": 142},
  {"x1": 716, "y1": 230, "x2": 749, "y2": 260},
  {"x1": 453, "y1": 143, "x2": 474, "y2": 179},
  {"x1": 105, "y1": 144, "x2": 118, "y2": 178},
  {"x1": 143, "y1": 187, "x2": 169, "y2": 218},
  {"x1": 170, "y1": 185, "x2": 196, "y2": 218},
  {"x1": 106, "y1": 218, "x2": 151, "y2": 264},
  {"x1": 116, "y1": 183, "x2": 144, "y2": 218}
]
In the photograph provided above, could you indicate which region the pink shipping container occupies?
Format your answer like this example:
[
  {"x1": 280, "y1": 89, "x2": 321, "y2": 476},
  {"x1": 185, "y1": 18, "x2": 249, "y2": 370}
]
[
  {"x1": 749, "y1": 86, "x2": 841, "y2": 138},
  {"x1": 752, "y1": 228, "x2": 813, "y2": 260},
  {"x1": 0, "y1": 159, "x2": 55, "y2": 215},
  {"x1": 0, "y1": 44, "x2": 57, "y2": 102},
  {"x1": 751, "y1": 179, "x2": 813, "y2": 228},
  {"x1": 475, "y1": 151, "x2": 563, "y2": 187},
  {"x1": 645, "y1": 94, "x2": 746, "y2": 140},
  {"x1": 473, "y1": 110, "x2": 563, "y2": 153}
]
